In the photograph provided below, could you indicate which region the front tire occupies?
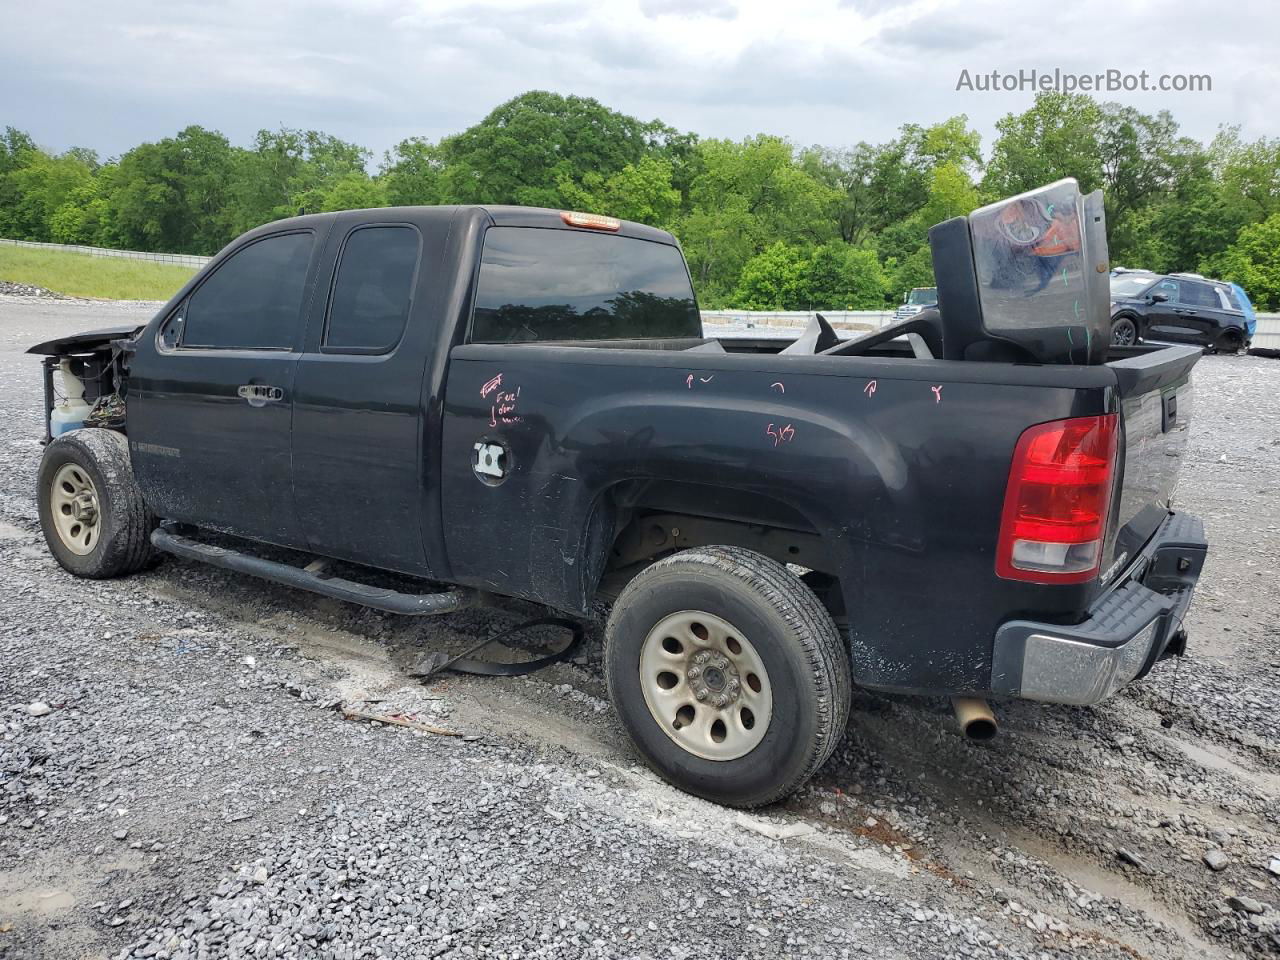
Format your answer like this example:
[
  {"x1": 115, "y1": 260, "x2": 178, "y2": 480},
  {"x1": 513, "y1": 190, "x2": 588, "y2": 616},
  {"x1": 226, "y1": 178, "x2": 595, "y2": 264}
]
[
  {"x1": 605, "y1": 546, "x2": 851, "y2": 807},
  {"x1": 37, "y1": 429, "x2": 157, "y2": 578},
  {"x1": 1111, "y1": 316, "x2": 1138, "y2": 346}
]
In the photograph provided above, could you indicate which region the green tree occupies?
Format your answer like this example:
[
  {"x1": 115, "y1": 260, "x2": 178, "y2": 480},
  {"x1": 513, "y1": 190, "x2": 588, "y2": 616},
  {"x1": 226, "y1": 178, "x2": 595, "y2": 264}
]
[
  {"x1": 916, "y1": 162, "x2": 981, "y2": 227},
  {"x1": 732, "y1": 241, "x2": 808, "y2": 309},
  {"x1": 103, "y1": 126, "x2": 239, "y2": 253},
  {"x1": 870, "y1": 159, "x2": 978, "y2": 298},
  {"x1": 1211, "y1": 127, "x2": 1280, "y2": 224},
  {"x1": 1119, "y1": 146, "x2": 1238, "y2": 273},
  {"x1": 732, "y1": 241, "x2": 887, "y2": 310},
  {"x1": 436, "y1": 91, "x2": 679, "y2": 208},
  {"x1": 800, "y1": 243, "x2": 888, "y2": 309},
  {"x1": 679, "y1": 136, "x2": 838, "y2": 304},
  {"x1": 1098, "y1": 106, "x2": 1179, "y2": 216},
  {"x1": 381, "y1": 137, "x2": 442, "y2": 206},
  {"x1": 0, "y1": 128, "x2": 36, "y2": 237},
  {"x1": 0, "y1": 127, "x2": 36, "y2": 175},
  {"x1": 983, "y1": 93, "x2": 1104, "y2": 197},
  {"x1": 917, "y1": 115, "x2": 983, "y2": 173},
  {"x1": 557, "y1": 155, "x2": 681, "y2": 228},
  {"x1": 1096, "y1": 105, "x2": 1207, "y2": 263},
  {"x1": 295, "y1": 172, "x2": 388, "y2": 213},
  {"x1": 885, "y1": 245, "x2": 936, "y2": 301},
  {"x1": 800, "y1": 116, "x2": 980, "y2": 246},
  {"x1": 229, "y1": 128, "x2": 370, "y2": 231},
  {"x1": 798, "y1": 143, "x2": 879, "y2": 244},
  {"x1": 4, "y1": 148, "x2": 96, "y2": 241},
  {"x1": 48, "y1": 176, "x2": 112, "y2": 244},
  {"x1": 1201, "y1": 213, "x2": 1280, "y2": 310},
  {"x1": 4, "y1": 89, "x2": 1273, "y2": 305}
]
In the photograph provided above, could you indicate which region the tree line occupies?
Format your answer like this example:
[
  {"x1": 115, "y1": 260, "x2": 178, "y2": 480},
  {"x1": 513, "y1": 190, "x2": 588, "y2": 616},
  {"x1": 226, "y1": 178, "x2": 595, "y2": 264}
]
[{"x1": 2, "y1": 90, "x2": 1279, "y2": 309}]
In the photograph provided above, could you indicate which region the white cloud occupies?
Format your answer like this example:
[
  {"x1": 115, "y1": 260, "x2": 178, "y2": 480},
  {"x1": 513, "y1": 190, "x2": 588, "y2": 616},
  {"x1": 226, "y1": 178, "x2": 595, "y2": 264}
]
[
  {"x1": 640, "y1": 0, "x2": 738, "y2": 19},
  {"x1": 2, "y1": 0, "x2": 1273, "y2": 161}
]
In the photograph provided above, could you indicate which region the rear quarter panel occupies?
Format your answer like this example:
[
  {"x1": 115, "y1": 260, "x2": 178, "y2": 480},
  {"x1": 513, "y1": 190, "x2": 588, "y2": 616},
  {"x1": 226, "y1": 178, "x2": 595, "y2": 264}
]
[{"x1": 440, "y1": 345, "x2": 1118, "y2": 695}]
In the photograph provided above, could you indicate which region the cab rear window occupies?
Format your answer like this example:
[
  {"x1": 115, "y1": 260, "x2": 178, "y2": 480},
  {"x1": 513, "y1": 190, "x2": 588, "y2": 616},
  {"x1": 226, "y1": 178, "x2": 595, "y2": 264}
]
[{"x1": 471, "y1": 227, "x2": 700, "y2": 343}]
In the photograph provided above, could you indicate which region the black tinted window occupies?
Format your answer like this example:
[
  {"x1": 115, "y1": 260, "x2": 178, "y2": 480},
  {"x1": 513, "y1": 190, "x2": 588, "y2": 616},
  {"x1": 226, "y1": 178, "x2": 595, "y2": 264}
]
[
  {"x1": 1181, "y1": 281, "x2": 1220, "y2": 308},
  {"x1": 471, "y1": 227, "x2": 699, "y2": 343},
  {"x1": 325, "y1": 226, "x2": 419, "y2": 352},
  {"x1": 182, "y1": 232, "x2": 313, "y2": 349}
]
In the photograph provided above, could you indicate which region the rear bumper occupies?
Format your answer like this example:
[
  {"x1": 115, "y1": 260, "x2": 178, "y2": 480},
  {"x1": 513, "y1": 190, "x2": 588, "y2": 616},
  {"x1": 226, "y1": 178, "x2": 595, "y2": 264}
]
[{"x1": 990, "y1": 512, "x2": 1207, "y2": 706}]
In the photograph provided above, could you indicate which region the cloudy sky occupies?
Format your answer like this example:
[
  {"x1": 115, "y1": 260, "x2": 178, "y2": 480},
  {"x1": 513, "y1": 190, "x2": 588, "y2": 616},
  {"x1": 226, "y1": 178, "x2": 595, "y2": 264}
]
[{"x1": 4, "y1": 0, "x2": 1275, "y2": 161}]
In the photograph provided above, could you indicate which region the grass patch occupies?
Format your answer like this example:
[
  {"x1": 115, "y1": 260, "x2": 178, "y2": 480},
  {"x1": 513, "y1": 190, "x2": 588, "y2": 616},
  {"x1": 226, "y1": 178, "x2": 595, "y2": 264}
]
[{"x1": 0, "y1": 246, "x2": 197, "y2": 300}]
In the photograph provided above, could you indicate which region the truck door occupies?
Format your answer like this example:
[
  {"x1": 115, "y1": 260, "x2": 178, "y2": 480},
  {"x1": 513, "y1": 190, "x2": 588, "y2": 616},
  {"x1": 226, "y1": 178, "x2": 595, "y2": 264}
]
[
  {"x1": 127, "y1": 229, "x2": 321, "y2": 547},
  {"x1": 290, "y1": 220, "x2": 435, "y2": 575}
]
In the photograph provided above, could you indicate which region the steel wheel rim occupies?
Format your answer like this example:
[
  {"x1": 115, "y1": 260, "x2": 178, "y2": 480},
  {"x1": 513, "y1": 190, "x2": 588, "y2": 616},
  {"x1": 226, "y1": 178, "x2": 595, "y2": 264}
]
[
  {"x1": 50, "y1": 463, "x2": 101, "y2": 556},
  {"x1": 1113, "y1": 321, "x2": 1135, "y2": 346},
  {"x1": 639, "y1": 610, "x2": 773, "y2": 761}
]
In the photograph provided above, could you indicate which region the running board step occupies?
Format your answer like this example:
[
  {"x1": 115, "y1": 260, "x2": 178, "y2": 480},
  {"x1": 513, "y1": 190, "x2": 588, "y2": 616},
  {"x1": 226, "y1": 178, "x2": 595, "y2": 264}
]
[{"x1": 150, "y1": 528, "x2": 473, "y2": 616}]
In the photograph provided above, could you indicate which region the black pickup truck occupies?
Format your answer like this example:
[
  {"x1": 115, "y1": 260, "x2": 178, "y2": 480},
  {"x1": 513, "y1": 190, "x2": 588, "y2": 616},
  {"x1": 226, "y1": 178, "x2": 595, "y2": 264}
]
[{"x1": 29, "y1": 182, "x2": 1208, "y2": 806}]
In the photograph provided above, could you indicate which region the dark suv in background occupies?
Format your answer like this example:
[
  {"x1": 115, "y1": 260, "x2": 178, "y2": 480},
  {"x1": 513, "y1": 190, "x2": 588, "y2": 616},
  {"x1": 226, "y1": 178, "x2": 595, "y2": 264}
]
[{"x1": 1110, "y1": 270, "x2": 1252, "y2": 352}]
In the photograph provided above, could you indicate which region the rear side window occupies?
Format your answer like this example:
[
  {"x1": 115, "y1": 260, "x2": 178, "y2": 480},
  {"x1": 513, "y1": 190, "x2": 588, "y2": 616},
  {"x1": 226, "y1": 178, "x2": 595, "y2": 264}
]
[
  {"x1": 471, "y1": 227, "x2": 699, "y2": 343},
  {"x1": 181, "y1": 232, "x2": 313, "y2": 350},
  {"x1": 1181, "y1": 281, "x2": 1221, "y2": 309},
  {"x1": 325, "y1": 226, "x2": 420, "y2": 352}
]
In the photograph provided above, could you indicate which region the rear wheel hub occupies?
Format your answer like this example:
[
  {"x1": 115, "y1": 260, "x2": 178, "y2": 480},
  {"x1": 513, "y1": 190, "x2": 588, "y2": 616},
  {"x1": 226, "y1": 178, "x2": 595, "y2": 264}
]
[{"x1": 638, "y1": 610, "x2": 773, "y2": 761}]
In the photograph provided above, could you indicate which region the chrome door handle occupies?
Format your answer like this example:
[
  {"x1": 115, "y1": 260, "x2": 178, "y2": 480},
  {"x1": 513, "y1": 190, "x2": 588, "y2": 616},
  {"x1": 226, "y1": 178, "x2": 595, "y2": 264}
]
[{"x1": 237, "y1": 384, "x2": 284, "y2": 407}]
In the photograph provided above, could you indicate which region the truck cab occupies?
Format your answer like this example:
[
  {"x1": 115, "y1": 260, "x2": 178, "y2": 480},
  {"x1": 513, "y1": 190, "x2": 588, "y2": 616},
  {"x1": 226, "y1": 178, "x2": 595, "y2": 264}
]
[{"x1": 893, "y1": 286, "x2": 938, "y2": 320}]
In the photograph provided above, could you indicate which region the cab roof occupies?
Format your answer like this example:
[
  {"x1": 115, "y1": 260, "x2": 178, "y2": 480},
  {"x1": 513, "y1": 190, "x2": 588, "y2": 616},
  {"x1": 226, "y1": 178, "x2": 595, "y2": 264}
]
[{"x1": 238, "y1": 204, "x2": 678, "y2": 248}]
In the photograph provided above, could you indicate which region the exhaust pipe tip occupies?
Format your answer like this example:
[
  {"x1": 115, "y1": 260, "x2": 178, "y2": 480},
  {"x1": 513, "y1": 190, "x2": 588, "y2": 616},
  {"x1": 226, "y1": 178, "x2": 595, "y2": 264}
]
[
  {"x1": 952, "y1": 697, "x2": 998, "y2": 741},
  {"x1": 963, "y1": 716, "x2": 998, "y2": 741}
]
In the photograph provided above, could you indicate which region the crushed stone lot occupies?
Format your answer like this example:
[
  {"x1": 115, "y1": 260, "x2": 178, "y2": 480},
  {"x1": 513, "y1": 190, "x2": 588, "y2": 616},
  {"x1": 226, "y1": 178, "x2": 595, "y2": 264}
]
[{"x1": 0, "y1": 296, "x2": 1277, "y2": 960}]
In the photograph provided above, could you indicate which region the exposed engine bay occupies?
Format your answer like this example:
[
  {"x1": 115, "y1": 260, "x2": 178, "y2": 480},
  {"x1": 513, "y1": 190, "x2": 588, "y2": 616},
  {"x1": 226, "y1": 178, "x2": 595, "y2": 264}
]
[{"x1": 27, "y1": 325, "x2": 138, "y2": 442}]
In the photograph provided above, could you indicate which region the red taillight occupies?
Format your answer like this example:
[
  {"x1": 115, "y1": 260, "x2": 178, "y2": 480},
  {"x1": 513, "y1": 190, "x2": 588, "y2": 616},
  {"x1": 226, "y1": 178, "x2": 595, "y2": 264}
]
[
  {"x1": 560, "y1": 210, "x2": 621, "y2": 231},
  {"x1": 996, "y1": 414, "x2": 1118, "y2": 584}
]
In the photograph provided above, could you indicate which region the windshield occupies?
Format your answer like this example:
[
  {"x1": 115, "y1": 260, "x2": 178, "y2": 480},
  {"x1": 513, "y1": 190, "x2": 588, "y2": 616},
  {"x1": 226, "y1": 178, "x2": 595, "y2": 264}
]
[
  {"x1": 1110, "y1": 274, "x2": 1157, "y2": 299},
  {"x1": 906, "y1": 287, "x2": 937, "y2": 305}
]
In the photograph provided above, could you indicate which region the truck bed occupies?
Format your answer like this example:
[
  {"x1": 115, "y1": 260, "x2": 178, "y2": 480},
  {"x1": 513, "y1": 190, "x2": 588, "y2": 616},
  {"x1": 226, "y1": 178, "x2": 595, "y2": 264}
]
[{"x1": 438, "y1": 337, "x2": 1199, "y2": 696}]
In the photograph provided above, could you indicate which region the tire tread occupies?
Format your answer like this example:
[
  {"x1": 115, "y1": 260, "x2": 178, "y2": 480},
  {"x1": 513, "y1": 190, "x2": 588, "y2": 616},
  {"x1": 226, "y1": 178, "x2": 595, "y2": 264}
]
[{"x1": 38, "y1": 429, "x2": 157, "y2": 579}]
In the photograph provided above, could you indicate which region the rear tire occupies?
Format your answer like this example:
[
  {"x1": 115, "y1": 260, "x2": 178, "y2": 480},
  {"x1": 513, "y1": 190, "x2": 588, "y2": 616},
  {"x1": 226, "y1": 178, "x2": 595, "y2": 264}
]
[
  {"x1": 1217, "y1": 328, "x2": 1244, "y2": 354},
  {"x1": 605, "y1": 545, "x2": 851, "y2": 807},
  {"x1": 37, "y1": 429, "x2": 157, "y2": 578}
]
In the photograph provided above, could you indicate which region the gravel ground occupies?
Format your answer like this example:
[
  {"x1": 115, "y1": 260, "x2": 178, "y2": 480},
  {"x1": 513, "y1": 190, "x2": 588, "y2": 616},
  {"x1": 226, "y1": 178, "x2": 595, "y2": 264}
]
[
  {"x1": 1, "y1": 295, "x2": 1277, "y2": 960},
  {"x1": 0, "y1": 284, "x2": 66, "y2": 300}
]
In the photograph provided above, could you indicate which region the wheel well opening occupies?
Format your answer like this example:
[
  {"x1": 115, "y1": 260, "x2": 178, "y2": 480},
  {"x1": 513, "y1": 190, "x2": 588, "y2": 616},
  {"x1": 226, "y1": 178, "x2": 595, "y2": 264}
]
[{"x1": 591, "y1": 481, "x2": 845, "y2": 622}]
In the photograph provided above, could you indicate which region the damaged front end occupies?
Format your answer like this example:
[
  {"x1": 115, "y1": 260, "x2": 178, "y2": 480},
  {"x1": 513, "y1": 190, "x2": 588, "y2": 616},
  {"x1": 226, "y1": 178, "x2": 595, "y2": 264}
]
[{"x1": 27, "y1": 325, "x2": 140, "y2": 443}]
